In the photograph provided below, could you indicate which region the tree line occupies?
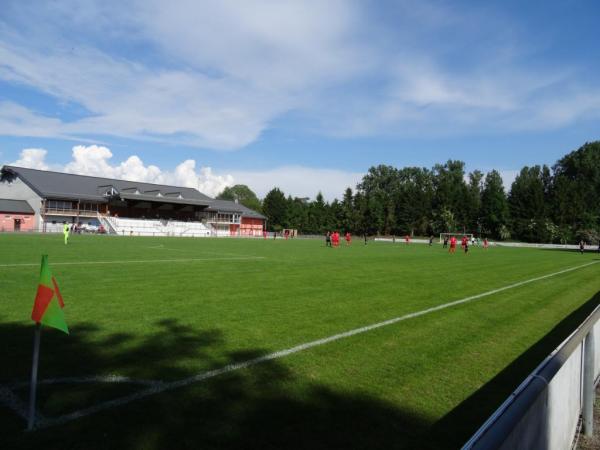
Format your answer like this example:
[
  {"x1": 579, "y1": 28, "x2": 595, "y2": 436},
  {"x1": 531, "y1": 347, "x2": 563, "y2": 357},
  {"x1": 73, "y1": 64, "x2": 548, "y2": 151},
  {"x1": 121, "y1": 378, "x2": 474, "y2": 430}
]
[{"x1": 218, "y1": 142, "x2": 600, "y2": 244}]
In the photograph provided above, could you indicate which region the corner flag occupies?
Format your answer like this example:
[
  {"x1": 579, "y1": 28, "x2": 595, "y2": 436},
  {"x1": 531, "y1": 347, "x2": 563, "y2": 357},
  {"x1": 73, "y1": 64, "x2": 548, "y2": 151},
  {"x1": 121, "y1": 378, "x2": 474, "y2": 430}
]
[{"x1": 31, "y1": 255, "x2": 68, "y2": 334}]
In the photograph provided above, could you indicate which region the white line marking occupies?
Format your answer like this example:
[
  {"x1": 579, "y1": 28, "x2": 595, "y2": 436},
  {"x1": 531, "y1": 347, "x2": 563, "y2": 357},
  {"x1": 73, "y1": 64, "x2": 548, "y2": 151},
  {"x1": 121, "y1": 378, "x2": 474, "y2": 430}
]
[
  {"x1": 0, "y1": 385, "x2": 45, "y2": 422},
  {"x1": 0, "y1": 256, "x2": 265, "y2": 269},
  {"x1": 8, "y1": 375, "x2": 163, "y2": 389},
  {"x1": 146, "y1": 245, "x2": 260, "y2": 259},
  {"x1": 11, "y1": 260, "x2": 598, "y2": 429}
]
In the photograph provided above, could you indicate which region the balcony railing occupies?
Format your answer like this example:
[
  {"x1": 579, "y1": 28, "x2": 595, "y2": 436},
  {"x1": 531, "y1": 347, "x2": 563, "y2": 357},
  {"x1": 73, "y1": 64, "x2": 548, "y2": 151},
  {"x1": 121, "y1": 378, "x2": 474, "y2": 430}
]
[{"x1": 43, "y1": 208, "x2": 100, "y2": 217}]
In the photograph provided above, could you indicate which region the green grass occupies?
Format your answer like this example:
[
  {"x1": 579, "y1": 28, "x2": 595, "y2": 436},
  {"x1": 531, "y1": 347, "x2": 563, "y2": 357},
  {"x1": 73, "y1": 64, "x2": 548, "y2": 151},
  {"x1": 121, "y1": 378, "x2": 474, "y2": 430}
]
[{"x1": 1, "y1": 233, "x2": 599, "y2": 450}]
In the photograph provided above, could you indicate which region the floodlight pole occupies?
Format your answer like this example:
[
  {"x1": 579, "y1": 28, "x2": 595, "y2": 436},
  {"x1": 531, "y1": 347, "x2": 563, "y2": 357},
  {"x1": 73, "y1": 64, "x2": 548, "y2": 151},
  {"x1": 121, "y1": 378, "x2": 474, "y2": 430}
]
[{"x1": 27, "y1": 323, "x2": 42, "y2": 431}]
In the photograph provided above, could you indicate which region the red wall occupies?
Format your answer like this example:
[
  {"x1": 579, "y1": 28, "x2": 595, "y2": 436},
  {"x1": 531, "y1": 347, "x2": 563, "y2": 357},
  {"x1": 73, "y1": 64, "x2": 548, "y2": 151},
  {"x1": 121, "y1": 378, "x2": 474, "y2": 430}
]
[
  {"x1": 240, "y1": 217, "x2": 264, "y2": 236},
  {"x1": 0, "y1": 213, "x2": 35, "y2": 232}
]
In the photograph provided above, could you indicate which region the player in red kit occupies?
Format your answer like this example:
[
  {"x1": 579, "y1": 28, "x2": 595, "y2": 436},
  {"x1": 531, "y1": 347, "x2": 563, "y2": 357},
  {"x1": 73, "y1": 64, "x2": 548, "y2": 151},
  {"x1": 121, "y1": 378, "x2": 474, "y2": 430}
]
[
  {"x1": 345, "y1": 232, "x2": 351, "y2": 246},
  {"x1": 449, "y1": 236, "x2": 457, "y2": 253}
]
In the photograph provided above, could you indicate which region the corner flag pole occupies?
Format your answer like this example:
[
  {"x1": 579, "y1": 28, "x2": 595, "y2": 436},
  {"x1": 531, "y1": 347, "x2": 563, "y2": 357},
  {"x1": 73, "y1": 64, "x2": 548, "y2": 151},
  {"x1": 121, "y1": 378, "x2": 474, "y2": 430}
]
[{"x1": 27, "y1": 322, "x2": 42, "y2": 431}]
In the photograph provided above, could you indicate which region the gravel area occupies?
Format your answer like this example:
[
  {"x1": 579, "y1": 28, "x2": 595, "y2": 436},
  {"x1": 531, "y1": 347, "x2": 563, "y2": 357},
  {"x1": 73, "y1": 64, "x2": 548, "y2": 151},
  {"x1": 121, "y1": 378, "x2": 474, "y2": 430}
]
[{"x1": 577, "y1": 386, "x2": 600, "y2": 450}]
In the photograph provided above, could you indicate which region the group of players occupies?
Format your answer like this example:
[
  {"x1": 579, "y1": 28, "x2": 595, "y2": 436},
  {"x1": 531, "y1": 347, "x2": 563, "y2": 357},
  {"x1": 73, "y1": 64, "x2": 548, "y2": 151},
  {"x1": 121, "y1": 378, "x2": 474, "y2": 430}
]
[
  {"x1": 442, "y1": 235, "x2": 488, "y2": 254},
  {"x1": 325, "y1": 231, "x2": 352, "y2": 247}
]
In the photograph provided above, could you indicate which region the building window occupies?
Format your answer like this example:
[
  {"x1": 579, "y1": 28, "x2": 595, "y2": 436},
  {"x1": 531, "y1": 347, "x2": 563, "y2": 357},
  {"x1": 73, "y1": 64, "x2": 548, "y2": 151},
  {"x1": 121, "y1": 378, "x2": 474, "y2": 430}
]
[{"x1": 47, "y1": 200, "x2": 73, "y2": 210}]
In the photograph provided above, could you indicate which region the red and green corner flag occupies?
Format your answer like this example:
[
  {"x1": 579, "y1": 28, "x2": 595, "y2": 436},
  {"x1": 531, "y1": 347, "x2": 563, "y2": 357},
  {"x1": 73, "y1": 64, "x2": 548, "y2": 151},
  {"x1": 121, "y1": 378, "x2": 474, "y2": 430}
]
[{"x1": 31, "y1": 255, "x2": 68, "y2": 334}]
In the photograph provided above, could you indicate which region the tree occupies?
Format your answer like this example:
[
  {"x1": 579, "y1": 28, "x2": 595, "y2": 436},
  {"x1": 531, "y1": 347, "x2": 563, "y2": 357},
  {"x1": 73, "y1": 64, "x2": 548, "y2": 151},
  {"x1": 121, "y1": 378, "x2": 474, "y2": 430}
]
[
  {"x1": 480, "y1": 170, "x2": 508, "y2": 239},
  {"x1": 552, "y1": 141, "x2": 600, "y2": 238},
  {"x1": 262, "y1": 188, "x2": 287, "y2": 231},
  {"x1": 432, "y1": 160, "x2": 469, "y2": 232},
  {"x1": 357, "y1": 165, "x2": 399, "y2": 234},
  {"x1": 217, "y1": 185, "x2": 262, "y2": 212},
  {"x1": 466, "y1": 170, "x2": 484, "y2": 232},
  {"x1": 508, "y1": 166, "x2": 552, "y2": 242},
  {"x1": 284, "y1": 196, "x2": 309, "y2": 231},
  {"x1": 395, "y1": 167, "x2": 433, "y2": 236},
  {"x1": 307, "y1": 192, "x2": 328, "y2": 234},
  {"x1": 341, "y1": 187, "x2": 357, "y2": 232}
]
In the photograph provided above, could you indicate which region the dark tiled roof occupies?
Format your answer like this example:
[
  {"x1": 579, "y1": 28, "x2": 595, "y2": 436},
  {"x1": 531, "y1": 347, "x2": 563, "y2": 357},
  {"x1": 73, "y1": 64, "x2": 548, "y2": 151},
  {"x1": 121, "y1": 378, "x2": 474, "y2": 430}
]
[
  {"x1": 118, "y1": 192, "x2": 211, "y2": 206},
  {"x1": 1, "y1": 166, "x2": 264, "y2": 218},
  {"x1": 0, "y1": 199, "x2": 34, "y2": 214},
  {"x1": 1, "y1": 166, "x2": 212, "y2": 203},
  {"x1": 204, "y1": 199, "x2": 265, "y2": 219}
]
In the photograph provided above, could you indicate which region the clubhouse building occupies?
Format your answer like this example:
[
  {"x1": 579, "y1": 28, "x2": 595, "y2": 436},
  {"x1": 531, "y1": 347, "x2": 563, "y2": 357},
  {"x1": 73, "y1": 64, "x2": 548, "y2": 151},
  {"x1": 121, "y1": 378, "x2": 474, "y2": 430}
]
[{"x1": 0, "y1": 166, "x2": 265, "y2": 237}]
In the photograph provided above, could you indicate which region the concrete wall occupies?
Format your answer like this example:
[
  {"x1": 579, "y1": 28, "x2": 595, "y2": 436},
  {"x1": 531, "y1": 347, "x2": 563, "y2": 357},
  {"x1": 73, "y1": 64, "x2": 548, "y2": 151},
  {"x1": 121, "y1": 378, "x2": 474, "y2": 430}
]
[
  {"x1": 464, "y1": 311, "x2": 600, "y2": 450},
  {"x1": 595, "y1": 321, "x2": 600, "y2": 382},
  {"x1": 497, "y1": 347, "x2": 583, "y2": 450},
  {"x1": 0, "y1": 176, "x2": 43, "y2": 230},
  {"x1": 546, "y1": 345, "x2": 583, "y2": 449}
]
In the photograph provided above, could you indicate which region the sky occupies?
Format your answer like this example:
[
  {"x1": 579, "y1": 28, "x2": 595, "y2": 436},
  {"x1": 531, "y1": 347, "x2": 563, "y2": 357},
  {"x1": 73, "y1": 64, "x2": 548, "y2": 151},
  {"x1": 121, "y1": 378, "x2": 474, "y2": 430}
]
[{"x1": 1, "y1": 0, "x2": 599, "y2": 199}]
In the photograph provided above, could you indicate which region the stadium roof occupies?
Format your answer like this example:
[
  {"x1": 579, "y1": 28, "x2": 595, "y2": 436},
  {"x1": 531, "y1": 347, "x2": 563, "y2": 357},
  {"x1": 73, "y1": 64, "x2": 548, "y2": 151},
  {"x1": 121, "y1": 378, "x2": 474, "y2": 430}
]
[
  {"x1": 0, "y1": 198, "x2": 34, "y2": 214},
  {"x1": 204, "y1": 199, "x2": 265, "y2": 219},
  {"x1": 1, "y1": 166, "x2": 264, "y2": 218}
]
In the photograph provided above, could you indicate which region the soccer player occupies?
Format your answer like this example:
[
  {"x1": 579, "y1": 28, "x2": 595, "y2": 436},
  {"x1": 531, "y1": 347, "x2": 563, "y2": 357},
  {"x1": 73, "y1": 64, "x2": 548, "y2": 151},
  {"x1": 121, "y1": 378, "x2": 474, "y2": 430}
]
[
  {"x1": 483, "y1": 238, "x2": 489, "y2": 249},
  {"x1": 464, "y1": 239, "x2": 469, "y2": 255},
  {"x1": 443, "y1": 236, "x2": 449, "y2": 249},
  {"x1": 579, "y1": 240, "x2": 585, "y2": 254},
  {"x1": 334, "y1": 231, "x2": 340, "y2": 247},
  {"x1": 63, "y1": 223, "x2": 70, "y2": 245},
  {"x1": 326, "y1": 231, "x2": 332, "y2": 247},
  {"x1": 429, "y1": 235, "x2": 434, "y2": 246},
  {"x1": 345, "y1": 232, "x2": 351, "y2": 246},
  {"x1": 449, "y1": 236, "x2": 457, "y2": 254},
  {"x1": 405, "y1": 235, "x2": 410, "y2": 245}
]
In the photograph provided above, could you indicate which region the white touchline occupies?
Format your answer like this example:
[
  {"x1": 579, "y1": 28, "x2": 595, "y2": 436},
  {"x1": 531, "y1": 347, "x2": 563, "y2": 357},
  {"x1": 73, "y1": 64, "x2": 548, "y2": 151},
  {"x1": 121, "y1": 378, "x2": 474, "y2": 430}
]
[
  {"x1": 8, "y1": 260, "x2": 599, "y2": 429},
  {"x1": 146, "y1": 245, "x2": 263, "y2": 259},
  {"x1": 0, "y1": 256, "x2": 265, "y2": 269}
]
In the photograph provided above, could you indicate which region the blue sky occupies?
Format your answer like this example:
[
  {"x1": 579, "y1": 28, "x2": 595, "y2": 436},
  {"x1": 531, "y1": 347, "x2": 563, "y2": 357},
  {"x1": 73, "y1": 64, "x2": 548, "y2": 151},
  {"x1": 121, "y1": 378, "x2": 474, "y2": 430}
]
[{"x1": 1, "y1": 0, "x2": 599, "y2": 198}]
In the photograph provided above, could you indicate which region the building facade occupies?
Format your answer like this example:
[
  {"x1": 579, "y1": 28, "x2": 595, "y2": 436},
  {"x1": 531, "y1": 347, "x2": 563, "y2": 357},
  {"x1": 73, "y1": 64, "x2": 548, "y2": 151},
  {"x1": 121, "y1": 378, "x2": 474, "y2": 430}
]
[
  {"x1": 0, "y1": 199, "x2": 35, "y2": 232},
  {"x1": 0, "y1": 166, "x2": 265, "y2": 236}
]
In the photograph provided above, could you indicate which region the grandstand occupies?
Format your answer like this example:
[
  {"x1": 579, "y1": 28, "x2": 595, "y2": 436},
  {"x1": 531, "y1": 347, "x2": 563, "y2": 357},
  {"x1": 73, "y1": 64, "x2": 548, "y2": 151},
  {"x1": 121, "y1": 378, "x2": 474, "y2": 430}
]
[{"x1": 0, "y1": 166, "x2": 265, "y2": 237}]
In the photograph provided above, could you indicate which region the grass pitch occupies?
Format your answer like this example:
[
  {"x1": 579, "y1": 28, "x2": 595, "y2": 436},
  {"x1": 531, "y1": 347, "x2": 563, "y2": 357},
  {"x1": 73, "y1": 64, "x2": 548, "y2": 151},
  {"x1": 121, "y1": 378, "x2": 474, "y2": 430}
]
[{"x1": 1, "y1": 233, "x2": 599, "y2": 449}]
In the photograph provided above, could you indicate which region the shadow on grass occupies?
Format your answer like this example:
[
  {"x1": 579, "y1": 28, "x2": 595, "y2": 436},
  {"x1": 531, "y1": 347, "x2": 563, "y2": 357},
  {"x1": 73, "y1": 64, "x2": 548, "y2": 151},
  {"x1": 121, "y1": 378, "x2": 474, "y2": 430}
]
[
  {"x1": 2, "y1": 290, "x2": 599, "y2": 450},
  {"x1": 1, "y1": 318, "x2": 431, "y2": 450},
  {"x1": 429, "y1": 290, "x2": 600, "y2": 449}
]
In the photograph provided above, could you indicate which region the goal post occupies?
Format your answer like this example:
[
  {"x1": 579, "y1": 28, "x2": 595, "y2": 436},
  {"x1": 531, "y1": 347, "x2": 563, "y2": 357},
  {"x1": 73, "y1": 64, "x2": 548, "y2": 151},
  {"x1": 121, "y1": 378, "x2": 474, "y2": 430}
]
[{"x1": 282, "y1": 229, "x2": 298, "y2": 238}]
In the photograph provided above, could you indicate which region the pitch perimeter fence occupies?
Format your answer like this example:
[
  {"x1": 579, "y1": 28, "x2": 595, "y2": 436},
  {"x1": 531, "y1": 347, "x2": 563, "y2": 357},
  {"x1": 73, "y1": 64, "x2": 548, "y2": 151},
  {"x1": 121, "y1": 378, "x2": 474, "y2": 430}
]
[{"x1": 463, "y1": 303, "x2": 600, "y2": 449}]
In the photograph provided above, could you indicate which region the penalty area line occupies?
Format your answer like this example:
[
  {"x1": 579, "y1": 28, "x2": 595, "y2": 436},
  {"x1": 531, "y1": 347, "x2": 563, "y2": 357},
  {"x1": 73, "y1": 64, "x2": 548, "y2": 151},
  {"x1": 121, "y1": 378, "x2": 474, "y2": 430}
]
[
  {"x1": 0, "y1": 256, "x2": 266, "y2": 269},
  {"x1": 32, "y1": 260, "x2": 599, "y2": 429}
]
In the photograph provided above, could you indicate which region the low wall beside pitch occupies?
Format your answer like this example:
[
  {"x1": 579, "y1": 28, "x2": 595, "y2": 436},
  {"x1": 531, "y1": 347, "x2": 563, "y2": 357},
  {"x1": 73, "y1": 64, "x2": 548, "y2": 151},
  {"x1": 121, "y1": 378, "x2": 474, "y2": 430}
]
[{"x1": 463, "y1": 305, "x2": 600, "y2": 450}]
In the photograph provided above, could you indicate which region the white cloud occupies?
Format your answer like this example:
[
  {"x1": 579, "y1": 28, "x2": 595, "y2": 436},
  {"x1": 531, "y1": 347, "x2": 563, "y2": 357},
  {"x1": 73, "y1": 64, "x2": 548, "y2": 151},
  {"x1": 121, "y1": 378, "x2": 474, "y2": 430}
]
[
  {"x1": 1, "y1": 1, "x2": 599, "y2": 148},
  {"x1": 0, "y1": 1, "x2": 368, "y2": 149},
  {"x1": 8, "y1": 146, "x2": 361, "y2": 200},
  {"x1": 11, "y1": 148, "x2": 50, "y2": 170},
  {"x1": 10, "y1": 145, "x2": 234, "y2": 197}
]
